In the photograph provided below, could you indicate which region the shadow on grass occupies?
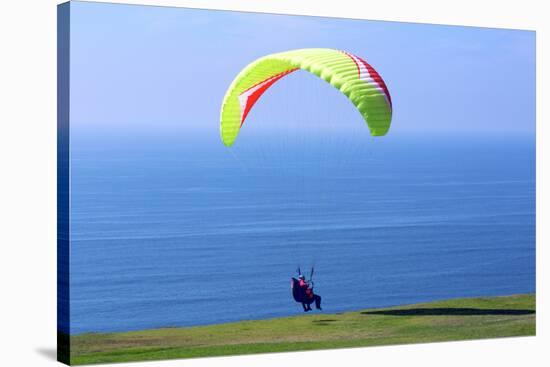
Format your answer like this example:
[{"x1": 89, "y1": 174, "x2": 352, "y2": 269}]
[
  {"x1": 361, "y1": 308, "x2": 535, "y2": 316},
  {"x1": 312, "y1": 319, "x2": 338, "y2": 323},
  {"x1": 312, "y1": 319, "x2": 339, "y2": 326}
]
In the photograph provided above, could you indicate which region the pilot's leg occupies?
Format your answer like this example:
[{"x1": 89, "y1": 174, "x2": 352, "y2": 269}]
[{"x1": 314, "y1": 295, "x2": 322, "y2": 310}]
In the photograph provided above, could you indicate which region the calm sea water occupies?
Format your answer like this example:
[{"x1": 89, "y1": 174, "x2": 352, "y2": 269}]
[{"x1": 70, "y1": 133, "x2": 535, "y2": 334}]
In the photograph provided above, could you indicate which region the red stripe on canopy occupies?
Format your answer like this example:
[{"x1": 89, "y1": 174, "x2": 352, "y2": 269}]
[
  {"x1": 240, "y1": 68, "x2": 298, "y2": 126},
  {"x1": 356, "y1": 56, "x2": 392, "y2": 109}
]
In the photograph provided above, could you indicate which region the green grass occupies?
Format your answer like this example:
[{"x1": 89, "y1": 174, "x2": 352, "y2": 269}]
[{"x1": 69, "y1": 294, "x2": 535, "y2": 365}]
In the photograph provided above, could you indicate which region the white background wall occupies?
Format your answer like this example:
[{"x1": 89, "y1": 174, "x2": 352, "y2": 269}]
[{"x1": 0, "y1": 0, "x2": 547, "y2": 366}]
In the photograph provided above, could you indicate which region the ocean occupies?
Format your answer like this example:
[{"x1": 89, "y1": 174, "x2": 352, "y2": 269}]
[{"x1": 69, "y1": 132, "x2": 535, "y2": 334}]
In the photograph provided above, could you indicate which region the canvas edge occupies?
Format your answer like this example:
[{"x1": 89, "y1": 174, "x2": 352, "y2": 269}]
[{"x1": 57, "y1": 1, "x2": 71, "y2": 365}]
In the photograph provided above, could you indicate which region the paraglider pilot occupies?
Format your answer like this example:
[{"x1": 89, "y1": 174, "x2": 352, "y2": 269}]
[{"x1": 298, "y1": 274, "x2": 322, "y2": 312}]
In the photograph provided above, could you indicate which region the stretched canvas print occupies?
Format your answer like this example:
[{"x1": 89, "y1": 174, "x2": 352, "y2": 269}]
[{"x1": 57, "y1": 1, "x2": 536, "y2": 365}]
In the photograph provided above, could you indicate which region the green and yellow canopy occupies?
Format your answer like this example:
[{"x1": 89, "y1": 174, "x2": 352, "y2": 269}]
[{"x1": 220, "y1": 48, "x2": 392, "y2": 146}]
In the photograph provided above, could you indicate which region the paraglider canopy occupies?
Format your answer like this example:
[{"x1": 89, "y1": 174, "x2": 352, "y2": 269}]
[{"x1": 220, "y1": 48, "x2": 392, "y2": 146}]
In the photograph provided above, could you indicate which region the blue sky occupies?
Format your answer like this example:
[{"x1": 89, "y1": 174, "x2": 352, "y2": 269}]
[{"x1": 69, "y1": 1, "x2": 535, "y2": 138}]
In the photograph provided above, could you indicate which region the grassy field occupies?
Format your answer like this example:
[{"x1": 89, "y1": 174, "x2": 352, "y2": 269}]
[{"x1": 69, "y1": 294, "x2": 535, "y2": 365}]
